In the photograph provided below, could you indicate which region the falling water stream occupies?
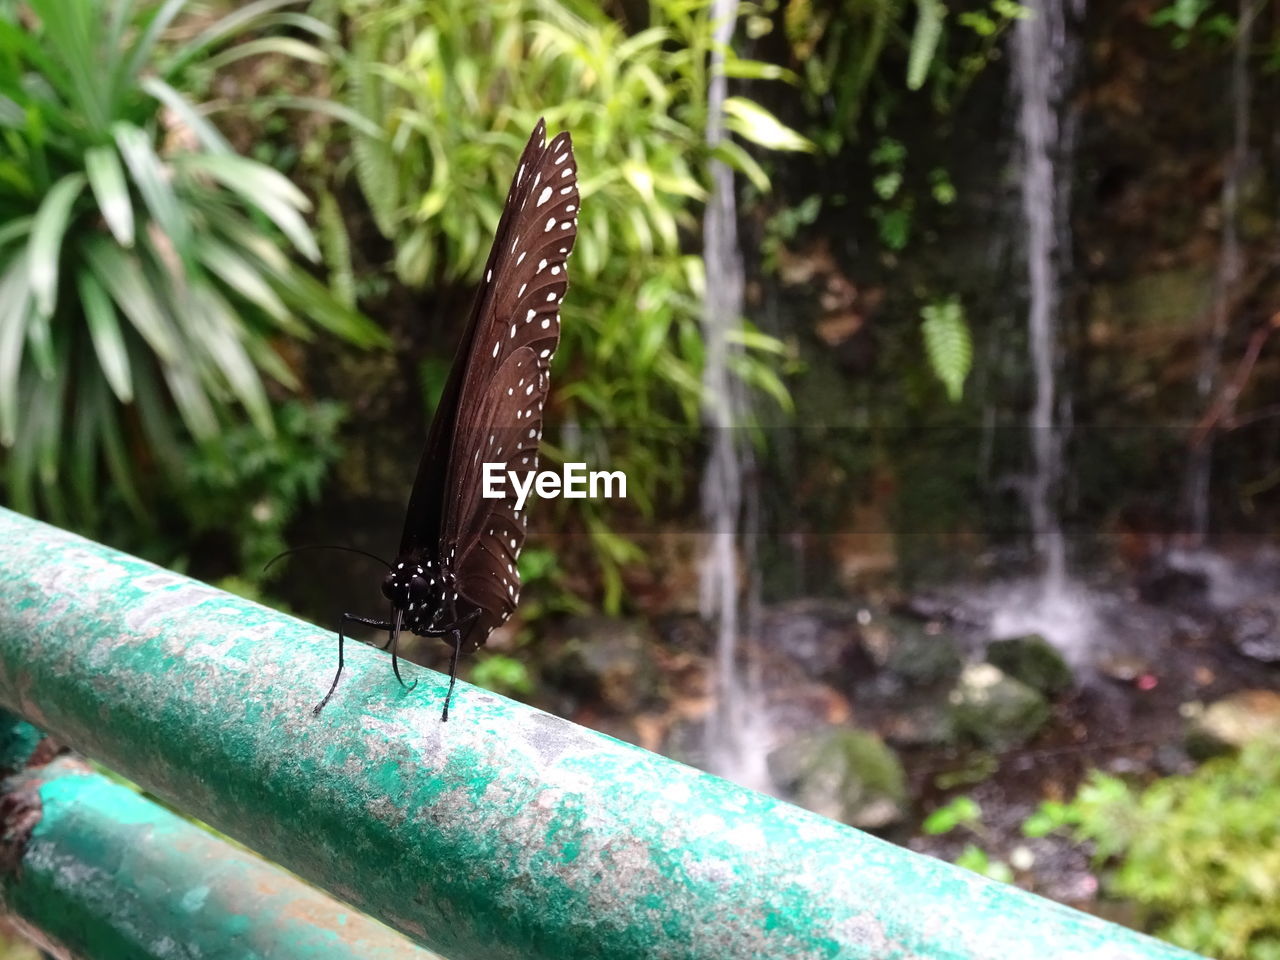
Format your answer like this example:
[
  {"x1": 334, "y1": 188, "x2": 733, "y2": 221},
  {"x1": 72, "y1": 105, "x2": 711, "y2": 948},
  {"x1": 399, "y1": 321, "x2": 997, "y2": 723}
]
[
  {"x1": 700, "y1": 0, "x2": 774, "y2": 792},
  {"x1": 992, "y1": 0, "x2": 1100, "y2": 664},
  {"x1": 1013, "y1": 0, "x2": 1073, "y2": 593}
]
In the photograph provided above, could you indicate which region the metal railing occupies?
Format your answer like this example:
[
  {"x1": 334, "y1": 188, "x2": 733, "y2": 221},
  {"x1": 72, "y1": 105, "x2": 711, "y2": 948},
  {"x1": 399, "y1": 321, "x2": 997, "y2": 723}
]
[{"x1": 0, "y1": 508, "x2": 1204, "y2": 960}]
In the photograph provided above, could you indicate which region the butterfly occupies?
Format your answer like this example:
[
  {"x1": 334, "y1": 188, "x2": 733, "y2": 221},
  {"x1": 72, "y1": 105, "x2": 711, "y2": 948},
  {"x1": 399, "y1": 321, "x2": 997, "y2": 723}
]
[{"x1": 313, "y1": 118, "x2": 578, "y2": 720}]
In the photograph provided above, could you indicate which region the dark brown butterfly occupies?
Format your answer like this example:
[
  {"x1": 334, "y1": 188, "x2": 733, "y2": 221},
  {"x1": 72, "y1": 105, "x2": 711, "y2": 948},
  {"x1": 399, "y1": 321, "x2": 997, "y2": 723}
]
[{"x1": 314, "y1": 118, "x2": 578, "y2": 720}]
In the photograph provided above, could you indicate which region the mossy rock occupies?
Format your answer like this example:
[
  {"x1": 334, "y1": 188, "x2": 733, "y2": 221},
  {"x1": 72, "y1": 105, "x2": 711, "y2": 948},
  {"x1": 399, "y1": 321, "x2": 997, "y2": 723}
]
[
  {"x1": 769, "y1": 727, "x2": 907, "y2": 829},
  {"x1": 985, "y1": 634, "x2": 1074, "y2": 697},
  {"x1": 948, "y1": 664, "x2": 1050, "y2": 751}
]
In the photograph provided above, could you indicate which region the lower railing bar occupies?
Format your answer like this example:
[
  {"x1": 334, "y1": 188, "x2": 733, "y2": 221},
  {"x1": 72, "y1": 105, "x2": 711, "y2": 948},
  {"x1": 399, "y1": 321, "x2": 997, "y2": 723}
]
[
  {"x1": 0, "y1": 508, "x2": 1204, "y2": 960},
  {"x1": 0, "y1": 711, "x2": 441, "y2": 960}
]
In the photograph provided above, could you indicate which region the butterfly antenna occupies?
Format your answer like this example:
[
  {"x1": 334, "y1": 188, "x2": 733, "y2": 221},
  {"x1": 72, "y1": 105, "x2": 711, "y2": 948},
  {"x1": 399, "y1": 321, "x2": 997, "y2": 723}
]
[
  {"x1": 263, "y1": 544, "x2": 392, "y2": 576},
  {"x1": 388, "y1": 609, "x2": 417, "y2": 694}
]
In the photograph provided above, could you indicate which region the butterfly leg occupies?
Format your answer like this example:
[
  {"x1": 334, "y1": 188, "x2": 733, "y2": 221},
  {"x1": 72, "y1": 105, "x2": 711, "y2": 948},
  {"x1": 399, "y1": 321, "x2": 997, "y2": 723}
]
[
  {"x1": 313, "y1": 613, "x2": 394, "y2": 717},
  {"x1": 438, "y1": 605, "x2": 480, "y2": 723}
]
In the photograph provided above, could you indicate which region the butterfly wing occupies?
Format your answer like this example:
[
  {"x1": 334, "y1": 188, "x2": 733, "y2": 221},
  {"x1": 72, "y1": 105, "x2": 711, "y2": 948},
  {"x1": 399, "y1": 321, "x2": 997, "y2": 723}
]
[
  {"x1": 441, "y1": 126, "x2": 579, "y2": 645},
  {"x1": 397, "y1": 119, "x2": 556, "y2": 560}
]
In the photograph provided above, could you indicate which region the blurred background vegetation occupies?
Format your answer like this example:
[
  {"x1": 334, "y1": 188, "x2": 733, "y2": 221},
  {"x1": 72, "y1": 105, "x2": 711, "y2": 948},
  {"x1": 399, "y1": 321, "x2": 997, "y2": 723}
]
[{"x1": 3, "y1": 0, "x2": 1280, "y2": 956}]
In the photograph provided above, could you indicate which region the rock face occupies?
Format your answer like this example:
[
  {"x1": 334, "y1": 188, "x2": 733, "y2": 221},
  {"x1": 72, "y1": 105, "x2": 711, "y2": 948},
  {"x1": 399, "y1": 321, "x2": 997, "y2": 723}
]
[
  {"x1": 985, "y1": 634, "x2": 1075, "y2": 697},
  {"x1": 768, "y1": 727, "x2": 907, "y2": 830},
  {"x1": 948, "y1": 664, "x2": 1050, "y2": 751}
]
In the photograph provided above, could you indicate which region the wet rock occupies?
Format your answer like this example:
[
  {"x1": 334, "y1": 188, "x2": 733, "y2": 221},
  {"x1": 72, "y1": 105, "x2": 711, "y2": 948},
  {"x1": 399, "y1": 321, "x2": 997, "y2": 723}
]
[
  {"x1": 881, "y1": 618, "x2": 964, "y2": 687},
  {"x1": 1135, "y1": 559, "x2": 1210, "y2": 610},
  {"x1": 985, "y1": 634, "x2": 1074, "y2": 697},
  {"x1": 758, "y1": 600, "x2": 872, "y2": 684},
  {"x1": 948, "y1": 664, "x2": 1050, "y2": 751},
  {"x1": 1225, "y1": 602, "x2": 1280, "y2": 663},
  {"x1": 880, "y1": 698, "x2": 956, "y2": 748},
  {"x1": 543, "y1": 616, "x2": 663, "y2": 714},
  {"x1": 768, "y1": 727, "x2": 907, "y2": 829},
  {"x1": 1186, "y1": 690, "x2": 1280, "y2": 757}
]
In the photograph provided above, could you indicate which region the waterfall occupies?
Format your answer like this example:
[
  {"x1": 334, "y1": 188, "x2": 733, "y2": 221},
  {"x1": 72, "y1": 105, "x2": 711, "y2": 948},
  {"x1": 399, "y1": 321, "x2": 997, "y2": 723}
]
[
  {"x1": 991, "y1": 0, "x2": 1100, "y2": 665},
  {"x1": 1011, "y1": 0, "x2": 1078, "y2": 594},
  {"x1": 700, "y1": 0, "x2": 773, "y2": 792},
  {"x1": 1184, "y1": 0, "x2": 1257, "y2": 541}
]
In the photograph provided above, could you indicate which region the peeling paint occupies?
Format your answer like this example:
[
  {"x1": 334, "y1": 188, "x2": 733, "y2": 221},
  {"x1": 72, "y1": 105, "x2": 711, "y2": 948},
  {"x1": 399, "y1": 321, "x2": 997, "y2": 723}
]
[
  {"x1": 0, "y1": 509, "x2": 1208, "y2": 960},
  {"x1": 0, "y1": 754, "x2": 442, "y2": 960}
]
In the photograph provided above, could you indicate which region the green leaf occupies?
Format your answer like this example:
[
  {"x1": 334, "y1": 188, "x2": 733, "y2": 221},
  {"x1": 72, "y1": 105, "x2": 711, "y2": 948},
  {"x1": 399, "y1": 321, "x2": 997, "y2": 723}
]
[
  {"x1": 722, "y1": 97, "x2": 815, "y2": 152},
  {"x1": 908, "y1": 0, "x2": 946, "y2": 91},
  {"x1": 78, "y1": 270, "x2": 133, "y2": 402},
  {"x1": 190, "y1": 282, "x2": 274, "y2": 437},
  {"x1": 0, "y1": 217, "x2": 34, "y2": 250},
  {"x1": 28, "y1": 172, "x2": 86, "y2": 316},
  {"x1": 711, "y1": 140, "x2": 769, "y2": 193},
  {"x1": 177, "y1": 154, "x2": 319, "y2": 261},
  {"x1": 0, "y1": 254, "x2": 32, "y2": 445},
  {"x1": 921, "y1": 297, "x2": 973, "y2": 403},
  {"x1": 141, "y1": 76, "x2": 232, "y2": 154},
  {"x1": 923, "y1": 796, "x2": 983, "y2": 835},
  {"x1": 720, "y1": 58, "x2": 799, "y2": 83},
  {"x1": 163, "y1": 0, "x2": 305, "y2": 76},
  {"x1": 113, "y1": 121, "x2": 189, "y2": 254},
  {"x1": 119, "y1": 0, "x2": 191, "y2": 81},
  {"x1": 85, "y1": 145, "x2": 135, "y2": 247},
  {"x1": 202, "y1": 37, "x2": 329, "y2": 73},
  {"x1": 257, "y1": 96, "x2": 385, "y2": 138},
  {"x1": 83, "y1": 239, "x2": 179, "y2": 362}
]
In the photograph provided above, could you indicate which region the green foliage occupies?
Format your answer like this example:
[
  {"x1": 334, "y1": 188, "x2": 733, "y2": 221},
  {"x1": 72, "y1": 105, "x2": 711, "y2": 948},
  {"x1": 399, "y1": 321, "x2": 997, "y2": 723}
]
[
  {"x1": 924, "y1": 795, "x2": 1013, "y2": 882},
  {"x1": 785, "y1": 0, "x2": 1028, "y2": 152},
  {"x1": 907, "y1": 0, "x2": 946, "y2": 91},
  {"x1": 320, "y1": 0, "x2": 799, "y2": 604},
  {"x1": 1149, "y1": 0, "x2": 1237, "y2": 47},
  {"x1": 953, "y1": 843, "x2": 1014, "y2": 884},
  {"x1": 470, "y1": 654, "x2": 535, "y2": 698},
  {"x1": 183, "y1": 400, "x2": 345, "y2": 578},
  {"x1": 1031, "y1": 743, "x2": 1280, "y2": 959},
  {"x1": 920, "y1": 297, "x2": 972, "y2": 402},
  {"x1": 0, "y1": 0, "x2": 381, "y2": 530},
  {"x1": 922, "y1": 794, "x2": 982, "y2": 835}
]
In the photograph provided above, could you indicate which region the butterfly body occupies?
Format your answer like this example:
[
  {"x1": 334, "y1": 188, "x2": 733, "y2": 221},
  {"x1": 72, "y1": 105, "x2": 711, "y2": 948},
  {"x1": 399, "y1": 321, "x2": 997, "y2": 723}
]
[{"x1": 313, "y1": 118, "x2": 578, "y2": 719}]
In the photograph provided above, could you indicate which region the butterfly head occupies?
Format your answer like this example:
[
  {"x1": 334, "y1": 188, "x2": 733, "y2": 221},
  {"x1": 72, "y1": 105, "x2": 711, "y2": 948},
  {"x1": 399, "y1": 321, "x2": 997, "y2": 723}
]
[{"x1": 381, "y1": 558, "x2": 438, "y2": 616}]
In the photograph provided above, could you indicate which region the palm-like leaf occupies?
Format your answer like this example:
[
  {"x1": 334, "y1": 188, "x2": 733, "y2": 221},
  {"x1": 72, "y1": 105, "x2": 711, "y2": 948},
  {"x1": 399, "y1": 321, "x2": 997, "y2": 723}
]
[{"x1": 0, "y1": 0, "x2": 385, "y2": 524}]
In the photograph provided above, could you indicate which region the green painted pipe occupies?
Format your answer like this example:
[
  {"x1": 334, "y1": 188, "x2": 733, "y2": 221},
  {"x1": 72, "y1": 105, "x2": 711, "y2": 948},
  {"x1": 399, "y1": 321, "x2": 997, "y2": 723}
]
[
  {"x1": 0, "y1": 714, "x2": 441, "y2": 960},
  {"x1": 0, "y1": 508, "x2": 1204, "y2": 960}
]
